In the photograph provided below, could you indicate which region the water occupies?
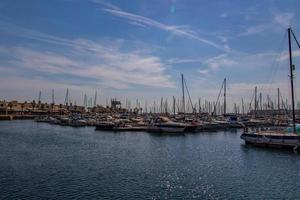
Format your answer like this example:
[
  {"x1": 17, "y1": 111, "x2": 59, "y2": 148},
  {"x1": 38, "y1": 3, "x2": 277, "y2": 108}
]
[{"x1": 0, "y1": 120, "x2": 299, "y2": 199}]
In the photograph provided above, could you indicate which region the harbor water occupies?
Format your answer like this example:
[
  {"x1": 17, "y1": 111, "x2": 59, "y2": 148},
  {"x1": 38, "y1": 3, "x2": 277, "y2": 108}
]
[{"x1": 0, "y1": 120, "x2": 300, "y2": 199}]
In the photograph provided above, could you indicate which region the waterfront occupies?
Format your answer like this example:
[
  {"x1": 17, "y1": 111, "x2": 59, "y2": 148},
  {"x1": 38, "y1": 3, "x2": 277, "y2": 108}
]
[{"x1": 1, "y1": 120, "x2": 300, "y2": 199}]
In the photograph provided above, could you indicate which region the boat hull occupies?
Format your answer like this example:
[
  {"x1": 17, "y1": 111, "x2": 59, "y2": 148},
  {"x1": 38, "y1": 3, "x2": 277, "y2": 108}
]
[
  {"x1": 148, "y1": 126, "x2": 185, "y2": 133},
  {"x1": 241, "y1": 133, "x2": 300, "y2": 149},
  {"x1": 95, "y1": 123, "x2": 115, "y2": 131}
]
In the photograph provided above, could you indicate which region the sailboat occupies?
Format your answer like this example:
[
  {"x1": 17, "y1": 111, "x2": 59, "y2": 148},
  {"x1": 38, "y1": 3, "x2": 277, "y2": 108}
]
[{"x1": 240, "y1": 27, "x2": 300, "y2": 150}]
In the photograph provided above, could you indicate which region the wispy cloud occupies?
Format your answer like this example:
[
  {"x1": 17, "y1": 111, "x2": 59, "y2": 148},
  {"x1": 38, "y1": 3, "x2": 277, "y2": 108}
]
[
  {"x1": 239, "y1": 24, "x2": 269, "y2": 36},
  {"x1": 0, "y1": 21, "x2": 175, "y2": 90},
  {"x1": 0, "y1": 43, "x2": 174, "y2": 89},
  {"x1": 204, "y1": 54, "x2": 237, "y2": 71},
  {"x1": 277, "y1": 49, "x2": 300, "y2": 62},
  {"x1": 200, "y1": 50, "x2": 290, "y2": 76},
  {"x1": 274, "y1": 13, "x2": 294, "y2": 28},
  {"x1": 239, "y1": 12, "x2": 295, "y2": 36},
  {"x1": 220, "y1": 13, "x2": 228, "y2": 18},
  {"x1": 91, "y1": 1, "x2": 227, "y2": 51},
  {"x1": 88, "y1": 0, "x2": 121, "y2": 11},
  {"x1": 198, "y1": 69, "x2": 209, "y2": 75},
  {"x1": 166, "y1": 58, "x2": 203, "y2": 65}
]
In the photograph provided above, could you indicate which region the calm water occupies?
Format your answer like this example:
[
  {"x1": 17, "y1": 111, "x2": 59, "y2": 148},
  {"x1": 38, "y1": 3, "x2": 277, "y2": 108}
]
[{"x1": 0, "y1": 120, "x2": 299, "y2": 199}]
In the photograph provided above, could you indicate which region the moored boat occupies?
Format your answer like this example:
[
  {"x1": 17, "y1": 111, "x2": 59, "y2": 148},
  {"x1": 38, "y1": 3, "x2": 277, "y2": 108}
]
[
  {"x1": 95, "y1": 122, "x2": 115, "y2": 131},
  {"x1": 241, "y1": 127, "x2": 300, "y2": 149},
  {"x1": 148, "y1": 117, "x2": 186, "y2": 133},
  {"x1": 241, "y1": 27, "x2": 300, "y2": 150}
]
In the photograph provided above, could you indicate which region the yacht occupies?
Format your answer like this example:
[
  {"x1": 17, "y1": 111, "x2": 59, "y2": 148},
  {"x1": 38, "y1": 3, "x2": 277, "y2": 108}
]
[
  {"x1": 240, "y1": 27, "x2": 300, "y2": 150},
  {"x1": 148, "y1": 117, "x2": 186, "y2": 133}
]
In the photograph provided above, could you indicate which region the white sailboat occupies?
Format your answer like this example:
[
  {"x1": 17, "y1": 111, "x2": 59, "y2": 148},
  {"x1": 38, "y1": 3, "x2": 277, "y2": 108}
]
[{"x1": 241, "y1": 27, "x2": 300, "y2": 150}]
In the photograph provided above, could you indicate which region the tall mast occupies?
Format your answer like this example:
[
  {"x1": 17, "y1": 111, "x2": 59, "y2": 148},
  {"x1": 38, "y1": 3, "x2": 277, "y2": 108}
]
[
  {"x1": 288, "y1": 27, "x2": 296, "y2": 133},
  {"x1": 224, "y1": 78, "x2": 226, "y2": 116},
  {"x1": 84, "y1": 94, "x2": 87, "y2": 108},
  {"x1": 65, "y1": 88, "x2": 69, "y2": 106},
  {"x1": 259, "y1": 92, "x2": 262, "y2": 111},
  {"x1": 277, "y1": 88, "x2": 280, "y2": 111},
  {"x1": 198, "y1": 98, "x2": 201, "y2": 113},
  {"x1": 38, "y1": 90, "x2": 41, "y2": 104},
  {"x1": 254, "y1": 86, "x2": 257, "y2": 117},
  {"x1": 94, "y1": 90, "x2": 97, "y2": 107},
  {"x1": 160, "y1": 97, "x2": 163, "y2": 113},
  {"x1": 52, "y1": 89, "x2": 55, "y2": 105},
  {"x1": 172, "y1": 96, "x2": 176, "y2": 115},
  {"x1": 181, "y1": 74, "x2": 185, "y2": 114},
  {"x1": 241, "y1": 98, "x2": 245, "y2": 115}
]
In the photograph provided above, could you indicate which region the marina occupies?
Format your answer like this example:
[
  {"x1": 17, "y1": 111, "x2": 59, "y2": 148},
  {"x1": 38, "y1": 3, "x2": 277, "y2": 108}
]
[{"x1": 1, "y1": 1, "x2": 300, "y2": 199}]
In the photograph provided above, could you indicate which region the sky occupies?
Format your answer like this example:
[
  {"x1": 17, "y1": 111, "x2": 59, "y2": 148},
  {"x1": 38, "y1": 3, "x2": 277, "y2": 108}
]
[{"x1": 0, "y1": 0, "x2": 300, "y2": 111}]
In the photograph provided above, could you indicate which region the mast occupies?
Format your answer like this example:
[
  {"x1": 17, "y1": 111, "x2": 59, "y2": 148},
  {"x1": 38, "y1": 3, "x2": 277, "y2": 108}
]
[
  {"x1": 259, "y1": 93, "x2": 262, "y2": 111},
  {"x1": 224, "y1": 78, "x2": 226, "y2": 116},
  {"x1": 254, "y1": 86, "x2": 257, "y2": 117},
  {"x1": 52, "y1": 89, "x2": 55, "y2": 105},
  {"x1": 160, "y1": 97, "x2": 163, "y2": 113},
  {"x1": 241, "y1": 98, "x2": 245, "y2": 115},
  {"x1": 198, "y1": 98, "x2": 201, "y2": 113},
  {"x1": 288, "y1": 27, "x2": 296, "y2": 133},
  {"x1": 181, "y1": 74, "x2": 185, "y2": 114},
  {"x1": 94, "y1": 90, "x2": 97, "y2": 107},
  {"x1": 173, "y1": 96, "x2": 176, "y2": 115},
  {"x1": 277, "y1": 88, "x2": 280, "y2": 111},
  {"x1": 84, "y1": 94, "x2": 87, "y2": 108},
  {"x1": 64, "y1": 88, "x2": 69, "y2": 106},
  {"x1": 38, "y1": 90, "x2": 41, "y2": 105}
]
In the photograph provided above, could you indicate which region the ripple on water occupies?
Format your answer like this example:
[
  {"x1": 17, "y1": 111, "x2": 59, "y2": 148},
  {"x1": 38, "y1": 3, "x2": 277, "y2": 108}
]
[{"x1": 0, "y1": 120, "x2": 300, "y2": 199}]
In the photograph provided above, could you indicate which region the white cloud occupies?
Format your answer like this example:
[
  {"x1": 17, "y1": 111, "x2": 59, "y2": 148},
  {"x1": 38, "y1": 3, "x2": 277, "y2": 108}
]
[
  {"x1": 277, "y1": 49, "x2": 300, "y2": 62},
  {"x1": 88, "y1": 0, "x2": 121, "y2": 11},
  {"x1": 166, "y1": 58, "x2": 202, "y2": 65},
  {"x1": 220, "y1": 13, "x2": 228, "y2": 18},
  {"x1": 99, "y1": 6, "x2": 227, "y2": 51},
  {"x1": 239, "y1": 12, "x2": 295, "y2": 36},
  {"x1": 198, "y1": 69, "x2": 209, "y2": 75},
  {"x1": 239, "y1": 24, "x2": 269, "y2": 36},
  {"x1": 0, "y1": 26, "x2": 175, "y2": 90},
  {"x1": 274, "y1": 13, "x2": 294, "y2": 28},
  {"x1": 217, "y1": 36, "x2": 228, "y2": 43},
  {"x1": 1, "y1": 43, "x2": 174, "y2": 89},
  {"x1": 205, "y1": 54, "x2": 237, "y2": 70}
]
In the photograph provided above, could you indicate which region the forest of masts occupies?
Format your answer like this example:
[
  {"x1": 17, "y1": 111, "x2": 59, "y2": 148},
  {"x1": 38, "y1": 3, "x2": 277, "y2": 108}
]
[{"x1": 34, "y1": 75, "x2": 300, "y2": 116}]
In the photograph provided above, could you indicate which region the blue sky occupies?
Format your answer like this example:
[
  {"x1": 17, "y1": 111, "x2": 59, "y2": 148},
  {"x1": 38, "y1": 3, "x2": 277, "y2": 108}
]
[{"x1": 0, "y1": 0, "x2": 300, "y2": 110}]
